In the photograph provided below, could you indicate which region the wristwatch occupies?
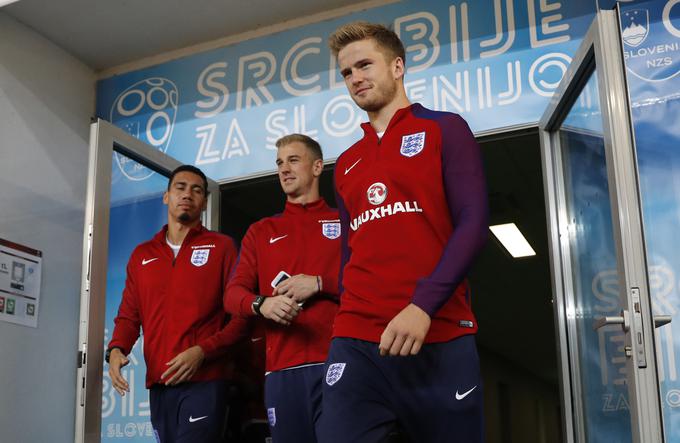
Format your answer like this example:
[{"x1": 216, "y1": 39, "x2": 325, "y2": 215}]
[
  {"x1": 105, "y1": 347, "x2": 123, "y2": 363},
  {"x1": 252, "y1": 296, "x2": 266, "y2": 316}
]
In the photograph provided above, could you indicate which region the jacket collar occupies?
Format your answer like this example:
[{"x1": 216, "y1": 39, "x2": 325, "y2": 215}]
[
  {"x1": 360, "y1": 103, "x2": 421, "y2": 138},
  {"x1": 153, "y1": 223, "x2": 206, "y2": 245},
  {"x1": 283, "y1": 198, "x2": 329, "y2": 215}
]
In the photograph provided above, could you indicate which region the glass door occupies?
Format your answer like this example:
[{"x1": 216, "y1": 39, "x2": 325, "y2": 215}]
[
  {"x1": 540, "y1": 10, "x2": 668, "y2": 443},
  {"x1": 74, "y1": 119, "x2": 220, "y2": 443}
]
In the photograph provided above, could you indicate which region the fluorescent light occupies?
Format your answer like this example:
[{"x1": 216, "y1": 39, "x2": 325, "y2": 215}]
[
  {"x1": 0, "y1": 0, "x2": 21, "y2": 7},
  {"x1": 490, "y1": 223, "x2": 536, "y2": 258}
]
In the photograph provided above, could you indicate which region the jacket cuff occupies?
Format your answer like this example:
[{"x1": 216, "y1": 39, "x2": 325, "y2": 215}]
[
  {"x1": 196, "y1": 340, "x2": 217, "y2": 360},
  {"x1": 240, "y1": 294, "x2": 258, "y2": 317},
  {"x1": 321, "y1": 274, "x2": 339, "y2": 297},
  {"x1": 107, "y1": 341, "x2": 130, "y2": 356},
  {"x1": 410, "y1": 278, "x2": 447, "y2": 318}
]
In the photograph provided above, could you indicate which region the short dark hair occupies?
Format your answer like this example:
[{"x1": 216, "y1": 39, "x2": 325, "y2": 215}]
[
  {"x1": 168, "y1": 165, "x2": 209, "y2": 194},
  {"x1": 275, "y1": 133, "x2": 323, "y2": 161},
  {"x1": 328, "y1": 21, "x2": 405, "y2": 64}
]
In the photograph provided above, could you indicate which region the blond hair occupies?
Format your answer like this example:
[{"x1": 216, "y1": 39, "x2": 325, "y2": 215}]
[
  {"x1": 328, "y1": 21, "x2": 405, "y2": 64},
  {"x1": 275, "y1": 133, "x2": 323, "y2": 160}
]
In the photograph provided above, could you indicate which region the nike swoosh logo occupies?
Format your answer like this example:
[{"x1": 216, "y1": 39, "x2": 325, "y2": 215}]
[
  {"x1": 142, "y1": 258, "x2": 158, "y2": 265},
  {"x1": 189, "y1": 415, "x2": 208, "y2": 423},
  {"x1": 269, "y1": 235, "x2": 288, "y2": 244},
  {"x1": 344, "y1": 158, "x2": 362, "y2": 175},
  {"x1": 455, "y1": 386, "x2": 477, "y2": 400},
  {"x1": 251, "y1": 337, "x2": 264, "y2": 342}
]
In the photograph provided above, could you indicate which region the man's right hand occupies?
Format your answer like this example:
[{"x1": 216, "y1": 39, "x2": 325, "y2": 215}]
[
  {"x1": 108, "y1": 348, "x2": 130, "y2": 396},
  {"x1": 259, "y1": 295, "x2": 301, "y2": 326}
]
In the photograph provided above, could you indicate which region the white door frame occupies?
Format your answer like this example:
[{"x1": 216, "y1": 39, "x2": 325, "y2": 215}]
[
  {"x1": 74, "y1": 119, "x2": 220, "y2": 442},
  {"x1": 539, "y1": 9, "x2": 664, "y2": 443}
]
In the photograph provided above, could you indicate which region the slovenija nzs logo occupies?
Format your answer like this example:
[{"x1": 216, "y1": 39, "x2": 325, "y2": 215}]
[
  {"x1": 190, "y1": 249, "x2": 210, "y2": 267},
  {"x1": 619, "y1": 3, "x2": 680, "y2": 82},
  {"x1": 110, "y1": 77, "x2": 178, "y2": 181},
  {"x1": 322, "y1": 223, "x2": 341, "y2": 240},
  {"x1": 325, "y1": 363, "x2": 346, "y2": 386},
  {"x1": 400, "y1": 132, "x2": 426, "y2": 157},
  {"x1": 621, "y1": 9, "x2": 649, "y2": 47}
]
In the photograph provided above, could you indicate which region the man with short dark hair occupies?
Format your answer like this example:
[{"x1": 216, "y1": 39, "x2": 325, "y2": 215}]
[
  {"x1": 320, "y1": 22, "x2": 489, "y2": 442},
  {"x1": 225, "y1": 133, "x2": 340, "y2": 443},
  {"x1": 106, "y1": 164, "x2": 248, "y2": 443}
]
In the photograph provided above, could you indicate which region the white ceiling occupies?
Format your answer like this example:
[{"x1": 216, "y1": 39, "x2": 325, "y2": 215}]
[{"x1": 3, "y1": 0, "x2": 385, "y2": 72}]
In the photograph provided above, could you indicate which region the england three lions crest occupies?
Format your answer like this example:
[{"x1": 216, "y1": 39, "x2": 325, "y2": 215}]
[
  {"x1": 322, "y1": 222, "x2": 341, "y2": 240},
  {"x1": 191, "y1": 249, "x2": 210, "y2": 267},
  {"x1": 400, "y1": 132, "x2": 426, "y2": 157},
  {"x1": 325, "y1": 363, "x2": 346, "y2": 386}
]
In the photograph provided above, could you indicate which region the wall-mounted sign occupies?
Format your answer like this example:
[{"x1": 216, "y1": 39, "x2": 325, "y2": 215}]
[
  {"x1": 0, "y1": 238, "x2": 42, "y2": 328},
  {"x1": 97, "y1": 0, "x2": 597, "y2": 192}
]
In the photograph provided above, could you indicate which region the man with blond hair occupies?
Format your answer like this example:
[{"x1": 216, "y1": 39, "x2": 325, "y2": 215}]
[
  {"x1": 225, "y1": 134, "x2": 340, "y2": 442},
  {"x1": 320, "y1": 22, "x2": 489, "y2": 442}
]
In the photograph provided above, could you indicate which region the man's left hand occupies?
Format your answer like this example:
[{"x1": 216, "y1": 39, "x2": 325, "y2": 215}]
[
  {"x1": 379, "y1": 304, "x2": 431, "y2": 357},
  {"x1": 273, "y1": 274, "x2": 319, "y2": 303},
  {"x1": 161, "y1": 345, "x2": 205, "y2": 385}
]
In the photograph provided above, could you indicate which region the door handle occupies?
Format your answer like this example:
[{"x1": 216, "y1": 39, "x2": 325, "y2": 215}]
[
  {"x1": 594, "y1": 310, "x2": 630, "y2": 331},
  {"x1": 592, "y1": 291, "x2": 670, "y2": 368},
  {"x1": 594, "y1": 313, "x2": 671, "y2": 329},
  {"x1": 654, "y1": 315, "x2": 672, "y2": 328}
]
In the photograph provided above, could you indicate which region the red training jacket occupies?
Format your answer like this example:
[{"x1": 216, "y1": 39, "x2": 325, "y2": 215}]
[
  {"x1": 224, "y1": 199, "x2": 340, "y2": 372},
  {"x1": 334, "y1": 104, "x2": 489, "y2": 344},
  {"x1": 109, "y1": 224, "x2": 249, "y2": 388}
]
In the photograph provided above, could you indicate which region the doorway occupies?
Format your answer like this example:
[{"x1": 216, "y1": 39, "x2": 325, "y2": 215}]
[
  {"x1": 219, "y1": 129, "x2": 562, "y2": 443},
  {"x1": 474, "y1": 129, "x2": 562, "y2": 443}
]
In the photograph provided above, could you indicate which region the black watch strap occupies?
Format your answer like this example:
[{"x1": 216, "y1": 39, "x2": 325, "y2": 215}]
[
  {"x1": 105, "y1": 347, "x2": 123, "y2": 363},
  {"x1": 252, "y1": 296, "x2": 266, "y2": 316}
]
